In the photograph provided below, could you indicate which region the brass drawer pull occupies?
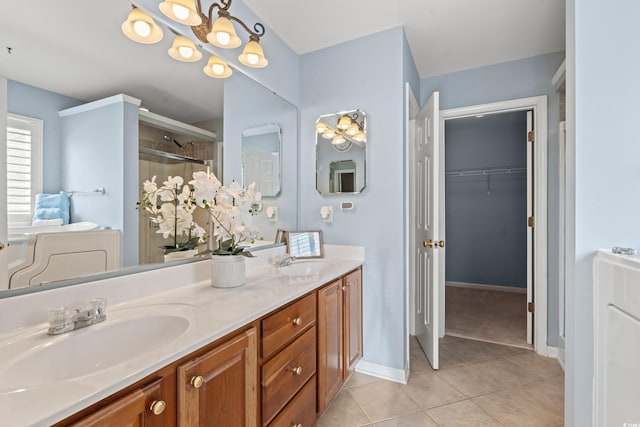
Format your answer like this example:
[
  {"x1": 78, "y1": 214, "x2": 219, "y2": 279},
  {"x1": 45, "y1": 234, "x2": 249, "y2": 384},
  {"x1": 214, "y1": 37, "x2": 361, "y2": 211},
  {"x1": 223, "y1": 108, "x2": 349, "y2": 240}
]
[
  {"x1": 292, "y1": 366, "x2": 302, "y2": 376},
  {"x1": 292, "y1": 317, "x2": 302, "y2": 326},
  {"x1": 347, "y1": 281, "x2": 353, "y2": 288},
  {"x1": 149, "y1": 400, "x2": 166, "y2": 415},
  {"x1": 190, "y1": 375, "x2": 204, "y2": 389},
  {"x1": 292, "y1": 424, "x2": 302, "y2": 427}
]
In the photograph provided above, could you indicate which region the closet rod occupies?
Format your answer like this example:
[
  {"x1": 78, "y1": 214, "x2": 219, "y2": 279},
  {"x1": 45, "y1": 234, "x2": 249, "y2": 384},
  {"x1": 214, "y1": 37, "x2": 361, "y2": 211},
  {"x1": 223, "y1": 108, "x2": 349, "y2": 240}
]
[
  {"x1": 445, "y1": 167, "x2": 526, "y2": 177},
  {"x1": 139, "y1": 147, "x2": 210, "y2": 166}
]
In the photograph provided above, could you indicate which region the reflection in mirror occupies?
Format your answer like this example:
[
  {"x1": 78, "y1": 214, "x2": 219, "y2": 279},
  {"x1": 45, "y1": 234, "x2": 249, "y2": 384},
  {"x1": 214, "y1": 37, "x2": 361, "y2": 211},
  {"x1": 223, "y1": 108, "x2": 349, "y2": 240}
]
[
  {"x1": 241, "y1": 124, "x2": 281, "y2": 197},
  {"x1": 316, "y1": 109, "x2": 367, "y2": 195},
  {"x1": 287, "y1": 231, "x2": 324, "y2": 258}
]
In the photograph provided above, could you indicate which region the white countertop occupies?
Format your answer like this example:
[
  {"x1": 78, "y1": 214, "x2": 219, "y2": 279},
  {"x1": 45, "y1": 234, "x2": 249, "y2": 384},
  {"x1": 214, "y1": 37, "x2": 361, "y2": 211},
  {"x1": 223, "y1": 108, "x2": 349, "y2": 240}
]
[{"x1": 0, "y1": 245, "x2": 364, "y2": 426}]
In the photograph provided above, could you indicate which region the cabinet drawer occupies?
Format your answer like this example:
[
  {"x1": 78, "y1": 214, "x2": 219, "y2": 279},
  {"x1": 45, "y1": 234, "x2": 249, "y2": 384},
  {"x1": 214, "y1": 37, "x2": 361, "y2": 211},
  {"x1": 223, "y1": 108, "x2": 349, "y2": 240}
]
[
  {"x1": 268, "y1": 376, "x2": 316, "y2": 427},
  {"x1": 262, "y1": 293, "x2": 316, "y2": 358},
  {"x1": 262, "y1": 327, "x2": 316, "y2": 425}
]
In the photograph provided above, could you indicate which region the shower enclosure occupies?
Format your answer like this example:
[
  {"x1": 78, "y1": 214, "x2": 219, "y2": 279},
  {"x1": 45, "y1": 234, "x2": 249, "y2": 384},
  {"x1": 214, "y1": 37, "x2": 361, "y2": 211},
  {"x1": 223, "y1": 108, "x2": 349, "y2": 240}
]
[{"x1": 138, "y1": 120, "x2": 220, "y2": 265}]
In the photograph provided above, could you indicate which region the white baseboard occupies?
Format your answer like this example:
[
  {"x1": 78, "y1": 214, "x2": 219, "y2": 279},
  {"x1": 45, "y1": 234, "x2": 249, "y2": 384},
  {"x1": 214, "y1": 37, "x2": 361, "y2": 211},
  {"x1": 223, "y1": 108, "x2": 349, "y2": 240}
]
[
  {"x1": 546, "y1": 345, "x2": 559, "y2": 358},
  {"x1": 446, "y1": 281, "x2": 527, "y2": 294},
  {"x1": 355, "y1": 359, "x2": 409, "y2": 385}
]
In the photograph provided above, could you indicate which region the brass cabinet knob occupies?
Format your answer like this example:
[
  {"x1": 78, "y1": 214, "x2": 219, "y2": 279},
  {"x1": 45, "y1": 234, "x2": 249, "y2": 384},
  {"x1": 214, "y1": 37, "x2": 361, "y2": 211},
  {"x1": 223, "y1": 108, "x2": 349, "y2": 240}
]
[
  {"x1": 149, "y1": 400, "x2": 166, "y2": 416},
  {"x1": 0, "y1": 243, "x2": 4, "y2": 251},
  {"x1": 423, "y1": 239, "x2": 433, "y2": 248},
  {"x1": 347, "y1": 281, "x2": 353, "y2": 288},
  {"x1": 438, "y1": 240, "x2": 445, "y2": 248},
  {"x1": 190, "y1": 375, "x2": 204, "y2": 389},
  {"x1": 341, "y1": 285, "x2": 346, "y2": 291},
  {"x1": 292, "y1": 424, "x2": 302, "y2": 427},
  {"x1": 292, "y1": 366, "x2": 302, "y2": 375},
  {"x1": 292, "y1": 317, "x2": 302, "y2": 326}
]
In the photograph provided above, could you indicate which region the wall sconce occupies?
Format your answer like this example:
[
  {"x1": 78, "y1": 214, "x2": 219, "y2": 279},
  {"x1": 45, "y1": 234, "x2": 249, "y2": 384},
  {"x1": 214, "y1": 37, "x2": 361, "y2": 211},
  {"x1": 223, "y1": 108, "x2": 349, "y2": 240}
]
[
  {"x1": 121, "y1": 0, "x2": 268, "y2": 79},
  {"x1": 316, "y1": 111, "x2": 365, "y2": 152}
]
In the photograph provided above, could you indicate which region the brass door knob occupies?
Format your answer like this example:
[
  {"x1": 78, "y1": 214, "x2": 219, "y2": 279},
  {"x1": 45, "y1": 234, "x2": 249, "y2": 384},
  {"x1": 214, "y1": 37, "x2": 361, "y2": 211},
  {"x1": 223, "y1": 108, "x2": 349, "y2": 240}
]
[
  {"x1": 292, "y1": 366, "x2": 302, "y2": 375},
  {"x1": 438, "y1": 240, "x2": 445, "y2": 248},
  {"x1": 190, "y1": 375, "x2": 204, "y2": 389},
  {"x1": 149, "y1": 400, "x2": 166, "y2": 415},
  {"x1": 292, "y1": 317, "x2": 302, "y2": 326},
  {"x1": 423, "y1": 239, "x2": 433, "y2": 248},
  {"x1": 0, "y1": 243, "x2": 4, "y2": 251}
]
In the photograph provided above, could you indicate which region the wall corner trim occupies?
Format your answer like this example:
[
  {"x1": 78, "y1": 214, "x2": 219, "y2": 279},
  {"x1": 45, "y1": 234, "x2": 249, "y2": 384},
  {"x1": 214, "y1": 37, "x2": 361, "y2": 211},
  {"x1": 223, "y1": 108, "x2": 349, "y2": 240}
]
[
  {"x1": 59, "y1": 94, "x2": 141, "y2": 117},
  {"x1": 355, "y1": 359, "x2": 409, "y2": 385}
]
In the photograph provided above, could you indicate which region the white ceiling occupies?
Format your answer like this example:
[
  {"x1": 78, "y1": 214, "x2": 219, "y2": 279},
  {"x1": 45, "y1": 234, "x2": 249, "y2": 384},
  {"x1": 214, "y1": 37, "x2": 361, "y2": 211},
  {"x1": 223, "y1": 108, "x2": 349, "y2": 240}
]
[
  {"x1": 0, "y1": 1, "x2": 564, "y2": 123},
  {"x1": 244, "y1": 0, "x2": 565, "y2": 78}
]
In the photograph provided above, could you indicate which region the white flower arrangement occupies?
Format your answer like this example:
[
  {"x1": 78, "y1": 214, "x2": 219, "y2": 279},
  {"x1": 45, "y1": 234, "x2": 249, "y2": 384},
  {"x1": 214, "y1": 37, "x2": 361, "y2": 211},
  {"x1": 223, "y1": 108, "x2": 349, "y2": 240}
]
[{"x1": 139, "y1": 171, "x2": 261, "y2": 256}]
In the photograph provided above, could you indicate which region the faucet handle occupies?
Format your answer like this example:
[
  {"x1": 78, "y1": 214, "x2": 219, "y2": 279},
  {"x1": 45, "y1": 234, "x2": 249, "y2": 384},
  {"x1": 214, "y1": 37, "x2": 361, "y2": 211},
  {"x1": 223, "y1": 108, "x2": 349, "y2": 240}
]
[
  {"x1": 48, "y1": 306, "x2": 72, "y2": 328},
  {"x1": 90, "y1": 298, "x2": 107, "y2": 316}
]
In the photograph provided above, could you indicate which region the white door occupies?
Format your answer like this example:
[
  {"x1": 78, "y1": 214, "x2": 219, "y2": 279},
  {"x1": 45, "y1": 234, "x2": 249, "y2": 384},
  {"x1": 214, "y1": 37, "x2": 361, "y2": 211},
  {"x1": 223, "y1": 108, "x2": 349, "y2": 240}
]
[
  {"x1": 414, "y1": 91, "x2": 441, "y2": 369},
  {"x1": 243, "y1": 150, "x2": 278, "y2": 195},
  {"x1": 526, "y1": 110, "x2": 534, "y2": 344},
  {"x1": 0, "y1": 78, "x2": 8, "y2": 286}
]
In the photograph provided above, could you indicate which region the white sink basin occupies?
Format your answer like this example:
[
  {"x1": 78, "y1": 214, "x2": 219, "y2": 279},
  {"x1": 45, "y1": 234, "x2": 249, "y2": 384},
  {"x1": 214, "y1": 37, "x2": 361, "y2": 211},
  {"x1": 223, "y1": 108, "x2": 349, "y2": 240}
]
[{"x1": 0, "y1": 303, "x2": 199, "y2": 393}]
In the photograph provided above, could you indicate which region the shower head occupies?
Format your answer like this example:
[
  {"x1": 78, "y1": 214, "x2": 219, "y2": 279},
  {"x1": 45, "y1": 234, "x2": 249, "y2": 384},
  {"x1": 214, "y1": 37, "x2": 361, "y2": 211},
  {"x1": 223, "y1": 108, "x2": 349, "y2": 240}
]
[{"x1": 163, "y1": 135, "x2": 184, "y2": 148}]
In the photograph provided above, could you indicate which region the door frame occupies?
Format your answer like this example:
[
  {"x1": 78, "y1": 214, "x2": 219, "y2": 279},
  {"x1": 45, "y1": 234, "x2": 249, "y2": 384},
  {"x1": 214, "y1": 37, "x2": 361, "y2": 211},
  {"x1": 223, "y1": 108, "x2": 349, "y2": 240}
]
[{"x1": 407, "y1": 94, "x2": 549, "y2": 356}]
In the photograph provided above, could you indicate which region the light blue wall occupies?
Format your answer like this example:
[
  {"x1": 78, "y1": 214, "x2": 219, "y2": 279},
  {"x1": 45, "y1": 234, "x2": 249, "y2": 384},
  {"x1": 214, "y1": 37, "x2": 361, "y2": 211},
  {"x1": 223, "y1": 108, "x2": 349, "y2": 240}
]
[
  {"x1": 224, "y1": 73, "x2": 298, "y2": 240},
  {"x1": 300, "y1": 27, "x2": 407, "y2": 370},
  {"x1": 6, "y1": 80, "x2": 82, "y2": 192},
  {"x1": 421, "y1": 51, "x2": 564, "y2": 345},
  {"x1": 59, "y1": 97, "x2": 140, "y2": 266},
  {"x1": 567, "y1": 1, "x2": 640, "y2": 425},
  {"x1": 445, "y1": 112, "x2": 527, "y2": 288}
]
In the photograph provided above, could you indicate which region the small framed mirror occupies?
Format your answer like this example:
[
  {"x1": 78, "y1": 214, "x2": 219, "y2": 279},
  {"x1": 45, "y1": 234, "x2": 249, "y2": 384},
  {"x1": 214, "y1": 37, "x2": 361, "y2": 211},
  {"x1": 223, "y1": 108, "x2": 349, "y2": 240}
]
[
  {"x1": 316, "y1": 109, "x2": 366, "y2": 195},
  {"x1": 286, "y1": 231, "x2": 324, "y2": 258},
  {"x1": 242, "y1": 123, "x2": 281, "y2": 197}
]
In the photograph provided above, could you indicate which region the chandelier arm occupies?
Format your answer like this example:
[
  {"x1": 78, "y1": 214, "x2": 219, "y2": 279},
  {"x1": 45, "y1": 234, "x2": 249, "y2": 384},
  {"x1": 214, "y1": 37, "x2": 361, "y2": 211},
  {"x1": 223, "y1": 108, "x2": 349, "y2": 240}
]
[
  {"x1": 206, "y1": 1, "x2": 225, "y2": 24},
  {"x1": 227, "y1": 16, "x2": 266, "y2": 39}
]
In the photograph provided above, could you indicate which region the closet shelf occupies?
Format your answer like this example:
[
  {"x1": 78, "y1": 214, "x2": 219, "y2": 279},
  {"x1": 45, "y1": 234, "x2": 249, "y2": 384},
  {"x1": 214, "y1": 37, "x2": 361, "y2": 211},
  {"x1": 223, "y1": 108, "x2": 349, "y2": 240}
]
[{"x1": 445, "y1": 167, "x2": 526, "y2": 177}]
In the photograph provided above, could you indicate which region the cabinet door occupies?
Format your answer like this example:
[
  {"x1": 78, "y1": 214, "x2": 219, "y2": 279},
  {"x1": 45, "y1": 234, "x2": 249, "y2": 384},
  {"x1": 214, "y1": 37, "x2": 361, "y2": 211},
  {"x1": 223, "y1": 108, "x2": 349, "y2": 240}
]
[
  {"x1": 70, "y1": 378, "x2": 166, "y2": 427},
  {"x1": 343, "y1": 269, "x2": 362, "y2": 377},
  {"x1": 177, "y1": 328, "x2": 257, "y2": 427},
  {"x1": 317, "y1": 279, "x2": 344, "y2": 413}
]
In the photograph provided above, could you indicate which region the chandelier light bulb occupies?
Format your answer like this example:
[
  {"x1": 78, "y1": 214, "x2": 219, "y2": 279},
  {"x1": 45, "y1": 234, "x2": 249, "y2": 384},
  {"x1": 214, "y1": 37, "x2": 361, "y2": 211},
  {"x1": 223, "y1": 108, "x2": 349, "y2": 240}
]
[
  {"x1": 216, "y1": 32, "x2": 231, "y2": 46},
  {"x1": 208, "y1": 16, "x2": 242, "y2": 48},
  {"x1": 246, "y1": 53, "x2": 259, "y2": 65},
  {"x1": 332, "y1": 135, "x2": 346, "y2": 145},
  {"x1": 322, "y1": 129, "x2": 336, "y2": 139},
  {"x1": 316, "y1": 122, "x2": 328, "y2": 133},
  {"x1": 172, "y1": 3, "x2": 190, "y2": 20},
  {"x1": 353, "y1": 131, "x2": 366, "y2": 142},
  {"x1": 211, "y1": 64, "x2": 225, "y2": 75},
  {"x1": 337, "y1": 115, "x2": 352, "y2": 130},
  {"x1": 169, "y1": 35, "x2": 202, "y2": 62},
  {"x1": 203, "y1": 55, "x2": 232, "y2": 78},
  {"x1": 133, "y1": 20, "x2": 152, "y2": 37},
  {"x1": 345, "y1": 123, "x2": 359, "y2": 136},
  {"x1": 178, "y1": 46, "x2": 193, "y2": 58}
]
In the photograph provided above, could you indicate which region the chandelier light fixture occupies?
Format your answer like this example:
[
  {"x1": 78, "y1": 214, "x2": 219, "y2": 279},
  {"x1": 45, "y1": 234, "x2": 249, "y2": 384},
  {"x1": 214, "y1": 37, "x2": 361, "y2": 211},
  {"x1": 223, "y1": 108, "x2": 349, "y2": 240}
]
[
  {"x1": 316, "y1": 112, "x2": 366, "y2": 152},
  {"x1": 121, "y1": 0, "x2": 268, "y2": 79}
]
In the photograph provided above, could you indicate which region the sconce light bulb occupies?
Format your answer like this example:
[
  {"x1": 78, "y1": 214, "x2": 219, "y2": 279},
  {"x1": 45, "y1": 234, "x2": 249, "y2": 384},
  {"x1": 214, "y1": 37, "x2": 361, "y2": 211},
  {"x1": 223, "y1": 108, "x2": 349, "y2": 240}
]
[
  {"x1": 133, "y1": 20, "x2": 152, "y2": 37},
  {"x1": 178, "y1": 46, "x2": 194, "y2": 59},
  {"x1": 172, "y1": 3, "x2": 190, "y2": 20},
  {"x1": 345, "y1": 124, "x2": 358, "y2": 136},
  {"x1": 322, "y1": 129, "x2": 336, "y2": 139},
  {"x1": 246, "y1": 53, "x2": 259, "y2": 65},
  {"x1": 211, "y1": 64, "x2": 225, "y2": 75},
  {"x1": 332, "y1": 135, "x2": 346, "y2": 145},
  {"x1": 216, "y1": 31, "x2": 231, "y2": 46},
  {"x1": 316, "y1": 122, "x2": 328, "y2": 133}
]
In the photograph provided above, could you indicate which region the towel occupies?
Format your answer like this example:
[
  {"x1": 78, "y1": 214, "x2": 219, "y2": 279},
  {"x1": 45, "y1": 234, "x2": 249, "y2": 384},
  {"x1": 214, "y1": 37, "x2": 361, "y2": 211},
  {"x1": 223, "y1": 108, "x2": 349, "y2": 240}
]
[
  {"x1": 33, "y1": 193, "x2": 70, "y2": 224},
  {"x1": 33, "y1": 218, "x2": 63, "y2": 227}
]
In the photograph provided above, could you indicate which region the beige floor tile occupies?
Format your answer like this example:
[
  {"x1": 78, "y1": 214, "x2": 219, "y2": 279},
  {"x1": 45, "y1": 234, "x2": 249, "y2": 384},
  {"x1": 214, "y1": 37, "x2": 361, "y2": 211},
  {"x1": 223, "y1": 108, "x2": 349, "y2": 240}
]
[
  {"x1": 370, "y1": 411, "x2": 438, "y2": 426},
  {"x1": 401, "y1": 370, "x2": 466, "y2": 409},
  {"x1": 426, "y1": 400, "x2": 503, "y2": 426},
  {"x1": 436, "y1": 358, "x2": 543, "y2": 397},
  {"x1": 348, "y1": 381, "x2": 421, "y2": 423},
  {"x1": 503, "y1": 352, "x2": 565, "y2": 379},
  {"x1": 410, "y1": 335, "x2": 420, "y2": 349},
  {"x1": 410, "y1": 347, "x2": 434, "y2": 372},
  {"x1": 316, "y1": 389, "x2": 370, "y2": 427},
  {"x1": 517, "y1": 378, "x2": 565, "y2": 420},
  {"x1": 344, "y1": 372, "x2": 385, "y2": 389},
  {"x1": 473, "y1": 387, "x2": 564, "y2": 427}
]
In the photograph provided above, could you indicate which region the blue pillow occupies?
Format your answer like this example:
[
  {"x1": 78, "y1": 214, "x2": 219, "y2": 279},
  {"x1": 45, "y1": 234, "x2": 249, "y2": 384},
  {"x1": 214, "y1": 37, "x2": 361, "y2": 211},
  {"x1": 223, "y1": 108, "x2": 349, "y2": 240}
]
[{"x1": 34, "y1": 193, "x2": 70, "y2": 224}]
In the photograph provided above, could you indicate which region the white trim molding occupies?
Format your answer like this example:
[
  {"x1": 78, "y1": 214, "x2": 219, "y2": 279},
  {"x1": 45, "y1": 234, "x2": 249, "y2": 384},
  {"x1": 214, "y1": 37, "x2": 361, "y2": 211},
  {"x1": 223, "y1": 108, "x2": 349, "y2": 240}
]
[
  {"x1": 440, "y1": 95, "x2": 548, "y2": 357},
  {"x1": 355, "y1": 359, "x2": 409, "y2": 385}
]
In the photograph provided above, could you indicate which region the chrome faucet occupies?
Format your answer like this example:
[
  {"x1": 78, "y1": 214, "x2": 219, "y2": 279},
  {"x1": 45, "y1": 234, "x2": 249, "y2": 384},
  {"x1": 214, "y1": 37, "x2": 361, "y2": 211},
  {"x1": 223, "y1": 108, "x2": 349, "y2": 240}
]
[
  {"x1": 47, "y1": 298, "x2": 107, "y2": 335},
  {"x1": 272, "y1": 255, "x2": 297, "y2": 267}
]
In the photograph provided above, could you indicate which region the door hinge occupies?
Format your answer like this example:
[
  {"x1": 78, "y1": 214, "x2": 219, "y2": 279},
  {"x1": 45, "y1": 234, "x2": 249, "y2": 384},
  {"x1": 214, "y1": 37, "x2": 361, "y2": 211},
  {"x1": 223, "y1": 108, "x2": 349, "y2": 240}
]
[
  {"x1": 527, "y1": 216, "x2": 535, "y2": 227},
  {"x1": 527, "y1": 130, "x2": 535, "y2": 142},
  {"x1": 528, "y1": 302, "x2": 535, "y2": 313}
]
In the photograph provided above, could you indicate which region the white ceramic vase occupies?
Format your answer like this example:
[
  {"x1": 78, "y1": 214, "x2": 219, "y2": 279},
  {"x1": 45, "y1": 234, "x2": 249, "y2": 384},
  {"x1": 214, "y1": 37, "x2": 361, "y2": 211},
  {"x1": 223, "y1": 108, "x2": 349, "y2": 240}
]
[
  {"x1": 211, "y1": 255, "x2": 246, "y2": 288},
  {"x1": 163, "y1": 249, "x2": 198, "y2": 263}
]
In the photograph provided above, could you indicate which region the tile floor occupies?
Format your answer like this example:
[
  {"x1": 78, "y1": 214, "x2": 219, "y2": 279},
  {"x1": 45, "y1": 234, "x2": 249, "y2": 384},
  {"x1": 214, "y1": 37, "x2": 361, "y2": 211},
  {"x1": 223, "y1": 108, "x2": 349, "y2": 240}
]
[{"x1": 316, "y1": 336, "x2": 564, "y2": 426}]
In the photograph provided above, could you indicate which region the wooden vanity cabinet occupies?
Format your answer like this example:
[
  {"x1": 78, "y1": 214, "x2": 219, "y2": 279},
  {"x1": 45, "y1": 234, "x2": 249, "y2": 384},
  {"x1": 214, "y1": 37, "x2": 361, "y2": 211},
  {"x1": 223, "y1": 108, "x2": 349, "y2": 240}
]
[
  {"x1": 177, "y1": 327, "x2": 257, "y2": 427},
  {"x1": 317, "y1": 267, "x2": 363, "y2": 414},
  {"x1": 69, "y1": 377, "x2": 168, "y2": 427}
]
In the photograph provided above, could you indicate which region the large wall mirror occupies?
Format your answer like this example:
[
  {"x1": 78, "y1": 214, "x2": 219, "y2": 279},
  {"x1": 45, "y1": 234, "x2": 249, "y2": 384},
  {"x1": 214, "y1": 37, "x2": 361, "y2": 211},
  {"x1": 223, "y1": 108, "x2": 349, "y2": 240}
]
[
  {"x1": 242, "y1": 124, "x2": 281, "y2": 197},
  {"x1": 316, "y1": 109, "x2": 367, "y2": 195},
  {"x1": 0, "y1": 1, "x2": 298, "y2": 294}
]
